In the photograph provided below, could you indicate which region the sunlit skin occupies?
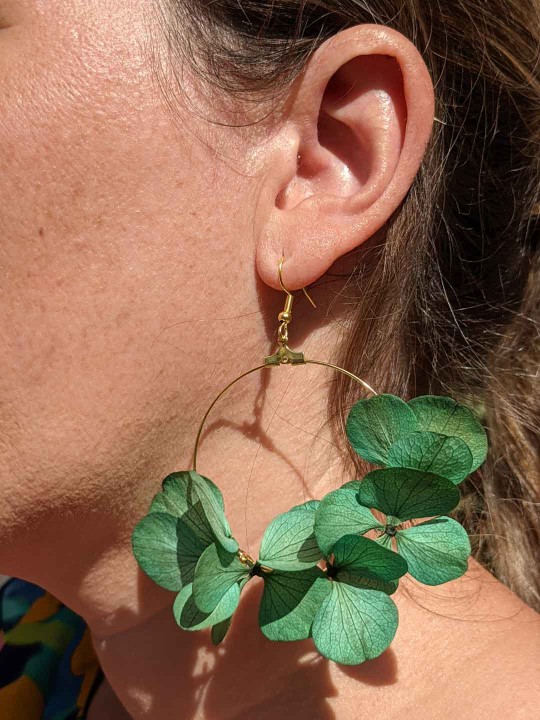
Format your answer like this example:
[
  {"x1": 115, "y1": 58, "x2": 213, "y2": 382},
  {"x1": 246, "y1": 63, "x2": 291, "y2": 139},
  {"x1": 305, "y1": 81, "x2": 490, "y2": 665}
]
[{"x1": 0, "y1": 2, "x2": 539, "y2": 718}]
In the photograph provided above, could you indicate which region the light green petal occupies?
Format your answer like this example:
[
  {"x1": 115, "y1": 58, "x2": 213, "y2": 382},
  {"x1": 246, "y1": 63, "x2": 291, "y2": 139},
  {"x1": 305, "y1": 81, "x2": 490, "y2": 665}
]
[
  {"x1": 314, "y1": 482, "x2": 383, "y2": 556},
  {"x1": 357, "y1": 467, "x2": 460, "y2": 521},
  {"x1": 331, "y1": 534, "x2": 408, "y2": 582},
  {"x1": 312, "y1": 582, "x2": 398, "y2": 665},
  {"x1": 173, "y1": 582, "x2": 240, "y2": 631},
  {"x1": 396, "y1": 516, "x2": 471, "y2": 585},
  {"x1": 387, "y1": 432, "x2": 474, "y2": 484},
  {"x1": 193, "y1": 543, "x2": 249, "y2": 613},
  {"x1": 259, "y1": 503, "x2": 322, "y2": 571},
  {"x1": 290, "y1": 499, "x2": 320, "y2": 513},
  {"x1": 149, "y1": 471, "x2": 190, "y2": 515},
  {"x1": 132, "y1": 512, "x2": 189, "y2": 591},
  {"x1": 374, "y1": 532, "x2": 394, "y2": 550},
  {"x1": 408, "y1": 396, "x2": 488, "y2": 472},
  {"x1": 345, "y1": 394, "x2": 419, "y2": 465},
  {"x1": 259, "y1": 567, "x2": 331, "y2": 642}
]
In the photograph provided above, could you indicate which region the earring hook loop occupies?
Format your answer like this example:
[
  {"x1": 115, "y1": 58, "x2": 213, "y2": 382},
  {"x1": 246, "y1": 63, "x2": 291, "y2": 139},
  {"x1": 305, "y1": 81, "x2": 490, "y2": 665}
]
[{"x1": 278, "y1": 255, "x2": 317, "y2": 309}]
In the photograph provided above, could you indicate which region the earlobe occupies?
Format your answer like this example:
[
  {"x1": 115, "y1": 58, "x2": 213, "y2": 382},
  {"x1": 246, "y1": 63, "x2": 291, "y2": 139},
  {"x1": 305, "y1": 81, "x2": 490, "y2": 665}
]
[{"x1": 255, "y1": 23, "x2": 435, "y2": 291}]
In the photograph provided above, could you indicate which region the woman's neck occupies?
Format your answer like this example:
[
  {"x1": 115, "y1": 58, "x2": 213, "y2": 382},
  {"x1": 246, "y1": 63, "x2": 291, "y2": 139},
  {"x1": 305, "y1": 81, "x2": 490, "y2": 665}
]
[{"x1": 88, "y1": 554, "x2": 539, "y2": 719}]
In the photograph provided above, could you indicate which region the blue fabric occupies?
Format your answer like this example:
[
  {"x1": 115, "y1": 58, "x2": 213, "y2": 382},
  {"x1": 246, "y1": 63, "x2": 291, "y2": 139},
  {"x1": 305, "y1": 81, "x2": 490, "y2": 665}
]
[{"x1": 0, "y1": 577, "x2": 104, "y2": 719}]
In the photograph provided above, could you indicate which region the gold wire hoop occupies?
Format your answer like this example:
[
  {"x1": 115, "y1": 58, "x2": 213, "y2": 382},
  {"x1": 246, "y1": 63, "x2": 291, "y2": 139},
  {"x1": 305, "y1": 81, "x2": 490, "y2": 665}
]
[{"x1": 191, "y1": 257, "x2": 378, "y2": 471}]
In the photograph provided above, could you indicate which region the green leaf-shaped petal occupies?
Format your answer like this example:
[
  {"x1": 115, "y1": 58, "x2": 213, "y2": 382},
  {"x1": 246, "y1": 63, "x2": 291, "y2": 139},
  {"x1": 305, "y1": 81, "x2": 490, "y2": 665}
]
[
  {"x1": 334, "y1": 572, "x2": 399, "y2": 596},
  {"x1": 258, "y1": 502, "x2": 322, "y2": 571},
  {"x1": 374, "y1": 532, "x2": 394, "y2": 550},
  {"x1": 149, "y1": 471, "x2": 189, "y2": 515},
  {"x1": 132, "y1": 513, "x2": 186, "y2": 591},
  {"x1": 408, "y1": 396, "x2": 488, "y2": 472},
  {"x1": 173, "y1": 582, "x2": 240, "y2": 631},
  {"x1": 193, "y1": 543, "x2": 249, "y2": 613},
  {"x1": 357, "y1": 468, "x2": 460, "y2": 521},
  {"x1": 387, "y1": 432, "x2": 474, "y2": 484},
  {"x1": 314, "y1": 482, "x2": 383, "y2": 556},
  {"x1": 312, "y1": 582, "x2": 398, "y2": 665},
  {"x1": 211, "y1": 617, "x2": 232, "y2": 646},
  {"x1": 332, "y1": 534, "x2": 408, "y2": 582},
  {"x1": 188, "y1": 472, "x2": 239, "y2": 554},
  {"x1": 345, "y1": 394, "x2": 419, "y2": 465},
  {"x1": 148, "y1": 471, "x2": 219, "y2": 548},
  {"x1": 259, "y1": 567, "x2": 331, "y2": 642},
  {"x1": 396, "y1": 516, "x2": 471, "y2": 585}
]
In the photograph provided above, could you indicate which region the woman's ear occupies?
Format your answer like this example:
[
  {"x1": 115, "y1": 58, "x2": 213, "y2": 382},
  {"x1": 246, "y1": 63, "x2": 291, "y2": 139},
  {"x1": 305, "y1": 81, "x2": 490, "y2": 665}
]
[{"x1": 254, "y1": 23, "x2": 435, "y2": 291}]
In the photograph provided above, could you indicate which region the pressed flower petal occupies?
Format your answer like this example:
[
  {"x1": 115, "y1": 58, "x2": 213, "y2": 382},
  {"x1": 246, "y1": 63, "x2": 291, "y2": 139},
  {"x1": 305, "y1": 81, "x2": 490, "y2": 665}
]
[
  {"x1": 387, "y1": 431, "x2": 474, "y2": 484},
  {"x1": 408, "y1": 396, "x2": 488, "y2": 472},
  {"x1": 345, "y1": 394, "x2": 419, "y2": 465},
  {"x1": 396, "y1": 516, "x2": 471, "y2": 585},
  {"x1": 312, "y1": 582, "x2": 398, "y2": 665},
  {"x1": 314, "y1": 482, "x2": 383, "y2": 556},
  {"x1": 357, "y1": 467, "x2": 460, "y2": 521}
]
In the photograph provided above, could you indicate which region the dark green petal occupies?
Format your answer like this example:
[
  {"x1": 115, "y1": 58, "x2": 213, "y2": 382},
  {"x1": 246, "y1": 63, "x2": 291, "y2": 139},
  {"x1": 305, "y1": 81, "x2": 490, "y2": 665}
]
[
  {"x1": 193, "y1": 543, "x2": 249, "y2": 613},
  {"x1": 188, "y1": 472, "x2": 239, "y2": 554},
  {"x1": 314, "y1": 482, "x2": 383, "y2": 556},
  {"x1": 408, "y1": 396, "x2": 488, "y2": 472},
  {"x1": 357, "y1": 467, "x2": 461, "y2": 521},
  {"x1": 387, "y1": 432, "x2": 474, "y2": 484},
  {"x1": 335, "y1": 572, "x2": 399, "y2": 596},
  {"x1": 148, "y1": 471, "x2": 216, "y2": 548},
  {"x1": 345, "y1": 394, "x2": 419, "y2": 465},
  {"x1": 173, "y1": 582, "x2": 240, "y2": 631},
  {"x1": 211, "y1": 617, "x2": 232, "y2": 645},
  {"x1": 396, "y1": 516, "x2": 471, "y2": 585},
  {"x1": 259, "y1": 567, "x2": 331, "y2": 642},
  {"x1": 331, "y1": 534, "x2": 408, "y2": 582},
  {"x1": 258, "y1": 502, "x2": 322, "y2": 571},
  {"x1": 312, "y1": 582, "x2": 398, "y2": 665}
]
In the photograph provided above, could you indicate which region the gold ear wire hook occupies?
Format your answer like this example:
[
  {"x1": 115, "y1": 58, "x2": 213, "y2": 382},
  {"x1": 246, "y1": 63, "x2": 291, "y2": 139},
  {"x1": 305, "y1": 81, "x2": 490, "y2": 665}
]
[
  {"x1": 278, "y1": 256, "x2": 317, "y2": 310},
  {"x1": 264, "y1": 256, "x2": 316, "y2": 366}
]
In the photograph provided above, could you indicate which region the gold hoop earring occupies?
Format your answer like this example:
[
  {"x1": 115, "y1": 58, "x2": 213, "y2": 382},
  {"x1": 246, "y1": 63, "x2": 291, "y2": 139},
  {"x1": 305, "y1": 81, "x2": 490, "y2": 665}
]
[{"x1": 131, "y1": 255, "x2": 487, "y2": 665}]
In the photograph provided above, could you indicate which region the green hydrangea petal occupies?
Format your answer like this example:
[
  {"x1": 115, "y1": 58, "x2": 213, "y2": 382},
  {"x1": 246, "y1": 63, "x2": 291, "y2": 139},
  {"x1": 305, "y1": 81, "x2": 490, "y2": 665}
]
[
  {"x1": 335, "y1": 572, "x2": 399, "y2": 595},
  {"x1": 193, "y1": 543, "x2": 249, "y2": 613},
  {"x1": 374, "y1": 532, "x2": 394, "y2": 550},
  {"x1": 187, "y1": 472, "x2": 239, "y2": 554},
  {"x1": 314, "y1": 482, "x2": 383, "y2": 556},
  {"x1": 408, "y1": 396, "x2": 488, "y2": 472},
  {"x1": 345, "y1": 394, "x2": 419, "y2": 465},
  {"x1": 387, "y1": 432, "x2": 474, "y2": 484},
  {"x1": 148, "y1": 471, "x2": 219, "y2": 548},
  {"x1": 173, "y1": 582, "x2": 240, "y2": 631},
  {"x1": 396, "y1": 516, "x2": 471, "y2": 585},
  {"x1": 211, "y1": 617, "x2": 232, "y2": 645},
  {"x1": 258, "y1": 502, "x2": 322, "y2": 571},
  {"x1": 312, "y1": 582, "x2": 398, "y2": 665},
  {"x1": 131, "y1": 512, "x2": 187, "y2": 591},
  {"x1": 357, "y1": 467, "x2": 461, "y2": 521},
  {"x1": 259, "y1": 567, "x2": 330, "y2": 642},
  {"x1": 331, "y1": 534, "x2": 408, "y2": 581}
]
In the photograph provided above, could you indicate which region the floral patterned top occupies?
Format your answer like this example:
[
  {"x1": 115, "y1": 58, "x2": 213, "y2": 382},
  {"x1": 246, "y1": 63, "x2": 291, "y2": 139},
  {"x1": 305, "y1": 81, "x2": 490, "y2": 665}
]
[{"x1": 0, "y1": 576, "x2": 105, "y2": 719}]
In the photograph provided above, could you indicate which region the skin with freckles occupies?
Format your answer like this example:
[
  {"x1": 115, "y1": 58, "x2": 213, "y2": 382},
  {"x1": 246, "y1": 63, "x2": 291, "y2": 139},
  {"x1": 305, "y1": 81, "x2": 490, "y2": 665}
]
[{"x1": 0, "y1": 2, "x2": 539, "y2": 719}]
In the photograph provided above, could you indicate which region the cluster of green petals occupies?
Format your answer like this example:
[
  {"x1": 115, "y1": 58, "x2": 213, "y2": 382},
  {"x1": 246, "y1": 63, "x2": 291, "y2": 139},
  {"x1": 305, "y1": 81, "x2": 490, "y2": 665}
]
[{"x1": 131, "y1": 394, "x2": 487, "y2": 666}]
